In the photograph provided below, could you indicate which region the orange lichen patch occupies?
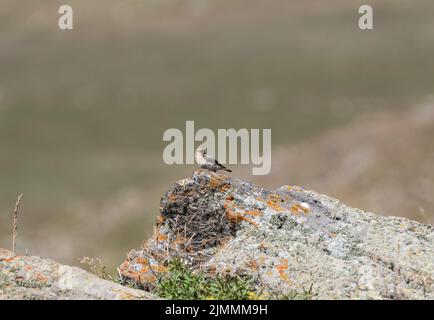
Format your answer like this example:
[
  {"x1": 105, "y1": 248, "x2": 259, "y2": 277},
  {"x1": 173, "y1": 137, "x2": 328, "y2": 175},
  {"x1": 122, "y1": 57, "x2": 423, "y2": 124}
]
[
  {"x1": 276, "y1": 264, "x2": 288, "y2": 275},
  {"x1": 139, "y1": 273, "x2": 158, "y2": 284},
  {"x1": 246, "y1": 259, "x2": 259, "y2": 271},
  {"x1": 139, "y1": 261, "x2": 168, "y2": 275},
  {"x1": 2, "y1": 256, "x2": 18, "y2": 263},
  {"x1": 220, "y1": 184, "x2": 230, "y2": 192},
  {"x1": 157, "y1": 233, "x2": 168, "y2": 242},
  {"x1": 119, "y1": 260, "x2": 159, "y2": 285},
  {"x1": 266, "y1": 200, "x2": 284, "y2": 212},
  {"x1": 245, "y1": 210, "x2": 262, "y2": 217},
  {"x1": 265, "y1": 194, "x2": 285, "y2": 211},
  {"x1": 226, "y1": 195, "x2": 235, "y2": 201},
  {"x1": 208, "y1": 175, "x2": 229, "y2": 190},
  {"x1": 136, "y1": 257, "x2": 149, "y2": 265},
  {"x1": 290, "y1": 203, "x2": 310, "y2": 215},
  {"x1": 150, "y1": 264, "x2": 168, "y2": 273},
  {"x1": 168, "y1": 194, "x2": 178, "y2": 202},
  {"x1": 226, "y1": 207, "x2": 241, "y2": 223},
  {"x1": 155, "y1": 230, "x2": 168, "y2": 242},
  {"x1": 290, "y1": 204, "x2": 302, "y2": 215},
  {"x1": 225, "y1": 198, "x2": 260, "y2": 226},
  {"x1": 225, "y1": 207, "x2": 258, "y2": 227},
  {"x1": 36, "y1": 273, "x2": 48, "y2": 283},
  {"x1": 241, "y1": 216, "x2": 259, "y2": 226},
  {"x1": 153, "y1": 226, "x2": 169, "y2": 243},
  {"x1": 268, "y1": 194, "x2": 281, "y2": 202},
  {"x1": 276, "y1": 260, "x2": 290, "y2": 282},
  {"x1": 125, "y1": 272, "x2": 146, "y2": 284},
  {"x1": 330, "y1": 232, "x2": 337, "y2": 237},
  {"x1": 156, "y1": 214, "x2": 165, "y2": 225},
  {"x1": 209, "y1": 178, "x2": 221, "y2": 189}
]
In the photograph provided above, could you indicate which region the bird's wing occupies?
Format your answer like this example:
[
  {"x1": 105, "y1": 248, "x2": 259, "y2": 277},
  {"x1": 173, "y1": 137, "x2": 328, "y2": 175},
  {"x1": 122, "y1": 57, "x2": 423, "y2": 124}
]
[{"x1": 205, "y1": 156, "x2": 226, "y2": 168}]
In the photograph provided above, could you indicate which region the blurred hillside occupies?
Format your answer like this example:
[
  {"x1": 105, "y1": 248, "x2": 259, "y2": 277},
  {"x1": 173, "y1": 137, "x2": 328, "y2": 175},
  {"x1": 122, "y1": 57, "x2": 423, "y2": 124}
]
[
  {"x1": 1, "y1": 0, "x2": 434, "y2": 270},
  {"x1": 253, "y1": 101, "x2": 434, "y2": 226}
]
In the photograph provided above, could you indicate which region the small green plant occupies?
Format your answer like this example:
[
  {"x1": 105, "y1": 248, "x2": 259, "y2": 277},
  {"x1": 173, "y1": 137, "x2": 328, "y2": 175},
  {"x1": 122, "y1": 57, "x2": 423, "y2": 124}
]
[
  {"x1": 0, "y1": 273, "x2": 12, "y2": 290},
  {"x1": 156, "y1": 259, "x2": 206, "y2": 299},
  {"x1": 207, "y1": 274, "x2": 252, "y2": 300},
  {"x1": 0, "y1": 273, "x2": 46, "y2": 291},
  {"x1": 274, "y1": 283, "x2": 314, "y2": 300},
  {"x1": 156, "y1": 259, "x2": 253, "y2": 300},
  {"x1": 15, "y1": 278, "x2": 46, "y2": 289}
]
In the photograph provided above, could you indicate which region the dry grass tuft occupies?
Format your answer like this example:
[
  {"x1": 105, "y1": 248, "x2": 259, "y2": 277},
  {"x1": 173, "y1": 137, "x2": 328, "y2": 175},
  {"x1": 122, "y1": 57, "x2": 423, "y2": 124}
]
[{"x1": 12, "y1": 193, "x2": 23, "y2": 253}]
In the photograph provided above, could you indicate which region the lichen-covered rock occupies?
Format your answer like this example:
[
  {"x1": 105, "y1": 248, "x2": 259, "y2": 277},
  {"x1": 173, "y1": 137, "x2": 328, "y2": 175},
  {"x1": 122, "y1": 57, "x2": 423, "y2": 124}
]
[
  {"x1": 0, "y1": 249, "x2": 157, "y2": 300},
  {"x1": 120, "y1": 170, "x2": 434, "y2": 299}
]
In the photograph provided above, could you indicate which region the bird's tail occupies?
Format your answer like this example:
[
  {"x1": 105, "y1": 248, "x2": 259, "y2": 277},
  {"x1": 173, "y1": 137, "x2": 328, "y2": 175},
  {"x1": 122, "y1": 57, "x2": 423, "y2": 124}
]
[{"x1": 225, "y1": 169, "x2": 232, "y2": 172}]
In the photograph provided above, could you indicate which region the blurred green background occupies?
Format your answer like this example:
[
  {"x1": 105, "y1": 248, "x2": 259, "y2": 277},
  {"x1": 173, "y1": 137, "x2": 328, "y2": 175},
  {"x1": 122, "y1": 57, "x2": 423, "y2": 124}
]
[{"x1": 1, "y1": 0, "x2": 434, "y2": 270}]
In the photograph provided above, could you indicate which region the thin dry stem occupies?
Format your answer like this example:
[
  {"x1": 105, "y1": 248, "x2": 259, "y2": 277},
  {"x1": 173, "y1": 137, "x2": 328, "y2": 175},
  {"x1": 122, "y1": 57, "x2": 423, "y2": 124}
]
[{"x1": 12, "y1": 193, "x2": 23, "y2": 253}]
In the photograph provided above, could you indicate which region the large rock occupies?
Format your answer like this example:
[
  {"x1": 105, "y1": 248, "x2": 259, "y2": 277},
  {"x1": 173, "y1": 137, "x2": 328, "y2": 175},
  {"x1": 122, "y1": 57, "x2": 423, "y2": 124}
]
[
  {"x1": 0, "y1": 249, "x2": 157, "y2": 300},
  {"x1": 120, "y1": 169, "x2": 434, "y2": 299}
]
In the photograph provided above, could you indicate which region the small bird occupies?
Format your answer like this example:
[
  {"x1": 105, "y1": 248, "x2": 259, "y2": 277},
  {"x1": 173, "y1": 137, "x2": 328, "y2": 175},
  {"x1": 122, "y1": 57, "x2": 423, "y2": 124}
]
[{"x1": 195, "y1": 148, "x2": 232, "y2": 173}]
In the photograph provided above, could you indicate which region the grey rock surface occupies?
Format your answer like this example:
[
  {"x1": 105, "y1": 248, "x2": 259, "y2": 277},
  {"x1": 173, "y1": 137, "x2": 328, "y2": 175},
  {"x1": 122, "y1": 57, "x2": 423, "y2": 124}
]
[
  {"x1": 121, "y1": 170, "x2": 434, "y2": 299},
  {"x1": 0, "y1": 249, "x2": 157, "y2": 300}
]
